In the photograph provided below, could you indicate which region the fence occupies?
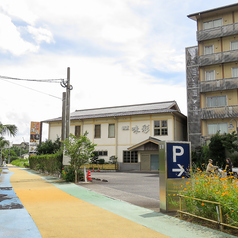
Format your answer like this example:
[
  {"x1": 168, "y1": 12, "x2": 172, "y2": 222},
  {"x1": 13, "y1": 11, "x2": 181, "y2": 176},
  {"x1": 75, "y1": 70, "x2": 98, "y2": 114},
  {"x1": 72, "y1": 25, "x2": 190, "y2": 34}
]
[{"x1": 177, "y1": 194, "x2": 238, "y2": 231}]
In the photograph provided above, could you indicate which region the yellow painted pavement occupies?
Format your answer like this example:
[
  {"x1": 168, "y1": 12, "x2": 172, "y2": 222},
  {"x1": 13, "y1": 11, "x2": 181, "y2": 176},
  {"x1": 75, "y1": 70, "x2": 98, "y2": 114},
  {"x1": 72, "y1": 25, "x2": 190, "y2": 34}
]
[{"x1": 9, "y1": 167, "x2": 169, "y2": 238}]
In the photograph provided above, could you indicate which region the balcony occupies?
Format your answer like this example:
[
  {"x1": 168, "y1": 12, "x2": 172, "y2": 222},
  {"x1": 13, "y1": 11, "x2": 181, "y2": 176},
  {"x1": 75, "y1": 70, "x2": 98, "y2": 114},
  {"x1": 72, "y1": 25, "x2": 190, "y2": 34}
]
[
  {"x1": 198, "y1": 50, "x2": 238, "y2": 66},
  {"x1": 201, "y1": 105, "x2": 238, "y2": 119},
  {"x1": 197, "y1": 23, "x2": 238, "y2": 41},
  {"x1": 200, "y1": 77, "x2": 238, "y2": 92}
]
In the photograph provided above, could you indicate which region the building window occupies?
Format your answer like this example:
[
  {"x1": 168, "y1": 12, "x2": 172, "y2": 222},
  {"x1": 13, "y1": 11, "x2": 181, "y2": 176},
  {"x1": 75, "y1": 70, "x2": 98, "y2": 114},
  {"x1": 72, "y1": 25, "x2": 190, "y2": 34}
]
[
  {"x1": 108, "y1": 124, "x2": 115, "y2": 138},
  {"x1": 203, "y1": 19, "x2": 222, "y2": 30},
  {"x1": 204, "y1": 45, "x2": 213, "y2": 55},
  {"x1": 123, "y1": 151, "x2": 138, "y2": 163},
  {"x1": 154, "y1": 120, "x2": 168, "y2": 136},
  {"x1": 232, "y1": 67, "x2": 238, "y2": 77},
  {"x1": 94, "y1": 124, "x2": 101, "y2": 138},
  {"x1": 95, "y1": 151, "x2": 108, "y2": 156},
  {"x1": 207, "y1": 96, "x2": 226, "y2": 107},
  {"x1": 75, "y1": 125, "x2": 81, "y2": 138},
  {"x1": 231, "y1": 41, "x2": 238, "y2": 50},
  {"x1": 208, "y1": 123, "x2": 228, "y2": 135},
  {"x1": 205, "y1": 70, "x2": 215, "y2": 81}
]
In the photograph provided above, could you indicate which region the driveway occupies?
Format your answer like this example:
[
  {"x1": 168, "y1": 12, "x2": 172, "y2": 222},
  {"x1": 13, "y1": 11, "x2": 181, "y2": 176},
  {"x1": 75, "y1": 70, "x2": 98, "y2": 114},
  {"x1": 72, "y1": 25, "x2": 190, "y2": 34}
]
[{"x1": 78, "y1": 171, "x2": 160, "y2": 212}]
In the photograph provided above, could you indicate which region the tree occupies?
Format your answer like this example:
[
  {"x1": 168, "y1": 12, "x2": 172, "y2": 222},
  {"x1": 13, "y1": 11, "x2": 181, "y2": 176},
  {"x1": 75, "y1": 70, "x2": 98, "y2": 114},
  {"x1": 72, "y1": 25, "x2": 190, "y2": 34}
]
[
  {"x1": 221, "y1": 131, "x2": 238, "y2": 154},
  {"x1": 208, "y1": 132, "x2": 238, "y2": 168},
  {"x1": 0, "y1": 137, "x2": 9, "y2": 165},
  {"x1": 0, "y1": 122, "x2": 17, "y2": 165},
  {"x1": 36, "y1": 137, "x2": 61, "y2": 155},
  {"x1": 0, "y1": 122, "x2": 17, "y2": 137},
  {"x1": 63, "y1": 132, "x2": 96, "y2": 182},
  {"x1": 209, "y1": 132, "x2": 225, "y2": 167}
]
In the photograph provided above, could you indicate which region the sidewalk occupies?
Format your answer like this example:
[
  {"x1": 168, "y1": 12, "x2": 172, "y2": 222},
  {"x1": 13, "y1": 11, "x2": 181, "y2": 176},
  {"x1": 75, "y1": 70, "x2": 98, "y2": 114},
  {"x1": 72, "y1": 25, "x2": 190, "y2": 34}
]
[{"x1": 0, "y1": 166, "x2": 237, "y2": 238}]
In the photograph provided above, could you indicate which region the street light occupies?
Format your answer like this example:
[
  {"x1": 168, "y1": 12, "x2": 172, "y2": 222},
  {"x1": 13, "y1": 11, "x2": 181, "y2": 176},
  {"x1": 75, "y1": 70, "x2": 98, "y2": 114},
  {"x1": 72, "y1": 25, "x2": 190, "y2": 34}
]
[{"x1": 228, "y1": 118, "x2": 238, "y2": 142}]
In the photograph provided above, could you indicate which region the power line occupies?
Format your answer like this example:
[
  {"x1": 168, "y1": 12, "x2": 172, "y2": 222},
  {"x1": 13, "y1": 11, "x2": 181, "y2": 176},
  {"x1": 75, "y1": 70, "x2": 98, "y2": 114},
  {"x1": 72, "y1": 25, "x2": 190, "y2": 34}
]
[
  {"x1": 0, "y1": 78, "x2": 61, "y2": 100},
  {"x1": 0, "y1": 75, "x2": 65, "y2": 83}
]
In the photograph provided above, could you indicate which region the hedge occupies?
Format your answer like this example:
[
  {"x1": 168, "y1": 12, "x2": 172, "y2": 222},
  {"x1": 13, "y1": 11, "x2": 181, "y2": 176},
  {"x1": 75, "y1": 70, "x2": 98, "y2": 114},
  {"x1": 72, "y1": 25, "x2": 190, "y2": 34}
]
[{"x1": 29, "y1": 152, "x2": 63, "y2": 175}]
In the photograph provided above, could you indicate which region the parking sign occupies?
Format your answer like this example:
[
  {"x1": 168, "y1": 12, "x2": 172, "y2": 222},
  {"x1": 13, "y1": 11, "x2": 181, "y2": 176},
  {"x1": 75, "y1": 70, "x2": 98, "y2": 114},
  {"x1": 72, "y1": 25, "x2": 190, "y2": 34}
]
[{"x1": 167, "y1": 143, "x2": 190, "y2": 179}]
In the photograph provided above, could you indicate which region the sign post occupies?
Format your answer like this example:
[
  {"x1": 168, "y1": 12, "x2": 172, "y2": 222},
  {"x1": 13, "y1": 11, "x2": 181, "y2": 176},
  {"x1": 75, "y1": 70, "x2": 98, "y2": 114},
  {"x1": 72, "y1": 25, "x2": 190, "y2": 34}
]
[{"x1": 159, "y1": 141, "x2": 191, "y2": 213}]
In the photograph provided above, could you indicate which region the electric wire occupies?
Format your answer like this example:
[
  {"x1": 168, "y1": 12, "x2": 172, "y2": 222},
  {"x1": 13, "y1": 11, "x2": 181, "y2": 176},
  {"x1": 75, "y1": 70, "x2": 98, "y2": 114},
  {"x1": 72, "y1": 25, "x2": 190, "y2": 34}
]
[
  {"x1": 0, "y1": 75, "x2": 65, "y2": 83},
  {"x1": 0, "y1": 78, "x2": 62, "y2": 100}
]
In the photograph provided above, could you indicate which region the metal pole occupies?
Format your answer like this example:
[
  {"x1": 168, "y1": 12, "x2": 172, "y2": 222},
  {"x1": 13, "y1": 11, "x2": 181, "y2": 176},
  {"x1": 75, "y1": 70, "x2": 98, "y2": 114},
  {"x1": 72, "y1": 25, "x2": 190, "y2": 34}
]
[{"x1": 66, "y1": 67, "x2": 70, "y2": 139}]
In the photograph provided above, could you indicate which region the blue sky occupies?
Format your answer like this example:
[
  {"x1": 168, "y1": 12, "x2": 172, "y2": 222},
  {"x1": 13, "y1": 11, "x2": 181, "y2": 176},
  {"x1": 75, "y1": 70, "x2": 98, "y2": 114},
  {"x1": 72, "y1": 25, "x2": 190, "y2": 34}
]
[{"x1": 0, "y1": 0, "x2": 237, "y2": 143}]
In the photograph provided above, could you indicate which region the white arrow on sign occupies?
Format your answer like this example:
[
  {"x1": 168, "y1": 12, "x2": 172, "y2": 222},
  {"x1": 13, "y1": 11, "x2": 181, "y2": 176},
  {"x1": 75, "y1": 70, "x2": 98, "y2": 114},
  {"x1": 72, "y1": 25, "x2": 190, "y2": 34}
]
[{"x1": 172, "y1": 164, "x2": 185, "y2": 177}]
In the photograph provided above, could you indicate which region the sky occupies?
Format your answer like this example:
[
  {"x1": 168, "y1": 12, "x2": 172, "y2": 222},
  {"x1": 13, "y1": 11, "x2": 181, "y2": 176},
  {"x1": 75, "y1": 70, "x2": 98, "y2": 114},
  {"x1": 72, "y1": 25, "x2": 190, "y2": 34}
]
[{"x1": 0, "y1": 0, "x2": 237, "y2": 144}]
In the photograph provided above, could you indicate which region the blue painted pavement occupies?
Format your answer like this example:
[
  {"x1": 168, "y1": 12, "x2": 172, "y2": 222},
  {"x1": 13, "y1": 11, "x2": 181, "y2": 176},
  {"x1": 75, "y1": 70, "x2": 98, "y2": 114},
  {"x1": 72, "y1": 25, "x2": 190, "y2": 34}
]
[{"x1": 0, "y1": 168, "x2": 42, "y2": 238}]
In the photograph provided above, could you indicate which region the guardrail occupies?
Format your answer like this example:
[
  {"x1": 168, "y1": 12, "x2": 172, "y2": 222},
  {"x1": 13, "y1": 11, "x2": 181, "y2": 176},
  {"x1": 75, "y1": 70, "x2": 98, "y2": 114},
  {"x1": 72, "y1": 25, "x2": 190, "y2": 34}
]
[{"x1": 177, "y1": 194, "x2": 238, "y2": 231}]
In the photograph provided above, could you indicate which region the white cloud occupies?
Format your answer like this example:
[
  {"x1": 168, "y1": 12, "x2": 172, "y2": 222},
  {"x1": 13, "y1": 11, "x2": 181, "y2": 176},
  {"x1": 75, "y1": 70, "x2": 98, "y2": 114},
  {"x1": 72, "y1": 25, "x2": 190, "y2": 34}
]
[
  {"x1": 0, "y1": 0, "x2": 37, "y2": 25},
  {"x1": 0, "y1": 13, "x2": 39, "y2": 55},
  {"x1": 27, "y1": 26, "x2": 54, "y2": 44}
]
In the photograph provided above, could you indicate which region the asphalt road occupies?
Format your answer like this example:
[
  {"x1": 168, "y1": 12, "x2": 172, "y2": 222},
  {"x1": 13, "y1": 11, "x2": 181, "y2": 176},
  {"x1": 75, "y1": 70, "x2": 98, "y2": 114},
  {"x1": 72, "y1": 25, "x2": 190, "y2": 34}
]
[{"x1": 78, "y1": 171, "x2": 160, "y2": 212}]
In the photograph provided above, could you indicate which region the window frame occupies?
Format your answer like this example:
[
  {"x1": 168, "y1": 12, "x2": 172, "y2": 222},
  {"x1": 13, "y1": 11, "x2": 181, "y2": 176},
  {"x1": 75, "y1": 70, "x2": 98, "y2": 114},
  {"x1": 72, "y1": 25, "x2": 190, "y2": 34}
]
[
  {"x1": 206, "y1": 95, "x2": 227, "y2": 108},
  {"x1": 154, "y1": 120, "x2": 168, "y2": 136},
  {"x1": 97, "y1": 151, "x2": 108, "y2": 156},
  {"x1": 207, "y1": 123, "x2": 228, "y2": 135},
  {"x1": 123, "y1": 151, "x2": 138, "y2": 163},
  {"x1": 75, "y1": 125, "x2": 81, "y2": 138},
  {"x1": 108, "y1": 123, "x2": 115, "y2": 138},
  {"x1": 94, "y1": 124, "x2": 101, "y2": 138},
  {"x1": 204, "y1": 45, "x2": 214, "y2": 55},
  {"x1": 205, "y1": 70, "x2": 215, "y2": 81},
  {"x1": 232, "y1": 67, "x2": 238, "y2": 78},
  {"x1": 231, "y1": 40, "x2": 238, "y2": 51},
  {"x1": 203, "y1": 18, "x2": 222, "y2": 30}
]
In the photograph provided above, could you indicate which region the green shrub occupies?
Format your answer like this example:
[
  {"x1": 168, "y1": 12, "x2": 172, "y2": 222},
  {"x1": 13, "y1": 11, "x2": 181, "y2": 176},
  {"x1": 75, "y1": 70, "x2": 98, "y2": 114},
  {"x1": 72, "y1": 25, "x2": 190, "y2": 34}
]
[
  {"x1": 62, "y1": 166, "x2": 84, "y2": 182},
  {"x1": 98, "y1": 159, "x2": 105, "y2": 164},
  {"x1": 29, "y1": 151, "x2": 63, "y2": 175},
  {"x1": 11, "y1": 158, "x2": 29, "y2": 168}
]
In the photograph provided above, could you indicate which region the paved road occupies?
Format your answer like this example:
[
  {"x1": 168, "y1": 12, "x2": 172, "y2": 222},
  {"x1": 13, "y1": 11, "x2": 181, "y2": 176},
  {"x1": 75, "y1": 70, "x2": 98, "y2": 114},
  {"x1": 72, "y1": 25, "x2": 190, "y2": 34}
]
[{"x1": 80, "y1": 171, "x2": 160, "y2": 212}]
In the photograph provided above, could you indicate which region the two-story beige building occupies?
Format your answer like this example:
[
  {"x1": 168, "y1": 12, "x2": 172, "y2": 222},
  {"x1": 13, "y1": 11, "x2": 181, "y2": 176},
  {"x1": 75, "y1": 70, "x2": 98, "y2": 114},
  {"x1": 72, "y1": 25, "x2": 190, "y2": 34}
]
[
  {"x1": 43, "y1": 101, "x2": 187, "y2": 171},
  {"x1": 186, "y1": 3, "x2": 238, "y2": 149}
]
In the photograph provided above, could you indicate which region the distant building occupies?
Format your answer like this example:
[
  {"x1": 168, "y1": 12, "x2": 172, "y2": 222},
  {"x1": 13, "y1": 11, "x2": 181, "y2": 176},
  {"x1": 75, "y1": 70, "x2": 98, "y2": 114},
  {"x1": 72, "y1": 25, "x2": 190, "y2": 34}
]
[
  {"x1": 186, "y1": 3, "x2": 238, "y2": 150},
  {"x1": 12, "y1": 142, "x2": 29, "y2": 151},
  {"x1": 43, "y1": 101, "x2": 187, "y2": 171}
]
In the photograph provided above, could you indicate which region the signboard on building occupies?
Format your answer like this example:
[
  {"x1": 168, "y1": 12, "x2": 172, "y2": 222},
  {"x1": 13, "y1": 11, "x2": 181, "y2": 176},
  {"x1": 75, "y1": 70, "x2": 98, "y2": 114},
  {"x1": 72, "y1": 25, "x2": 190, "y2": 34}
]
[{"x1": 29, "y1": 122, "x2": 41, "y2": 154}]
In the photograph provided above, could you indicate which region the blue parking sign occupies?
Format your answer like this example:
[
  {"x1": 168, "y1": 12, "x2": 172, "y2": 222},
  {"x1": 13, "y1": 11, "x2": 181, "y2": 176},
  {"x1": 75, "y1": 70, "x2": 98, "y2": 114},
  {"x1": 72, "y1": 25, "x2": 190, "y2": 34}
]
[{"x1": 167, "y1": 143, "x2": 190, "y2": 179}]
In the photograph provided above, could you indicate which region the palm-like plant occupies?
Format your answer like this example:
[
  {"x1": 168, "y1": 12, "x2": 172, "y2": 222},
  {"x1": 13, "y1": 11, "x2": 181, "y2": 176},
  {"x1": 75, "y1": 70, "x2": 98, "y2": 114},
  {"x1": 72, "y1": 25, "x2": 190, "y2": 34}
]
[
  {"x1": 0, "y1": 122, "x2": 17, "y2": 136},
  {"x1": 0, "y1": 136, "x2": 10, "y2": 165},
  {"x1": 0, "y1": 122, "x2": 17, "y2": 165}
]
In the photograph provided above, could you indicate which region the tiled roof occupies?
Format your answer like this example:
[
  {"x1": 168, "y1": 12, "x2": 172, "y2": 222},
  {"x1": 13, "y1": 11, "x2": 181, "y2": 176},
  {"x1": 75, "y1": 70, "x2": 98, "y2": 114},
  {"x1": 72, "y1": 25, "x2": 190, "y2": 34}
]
[{"x1": 43, "y1": 101, "x2": 183, "y2": 122}]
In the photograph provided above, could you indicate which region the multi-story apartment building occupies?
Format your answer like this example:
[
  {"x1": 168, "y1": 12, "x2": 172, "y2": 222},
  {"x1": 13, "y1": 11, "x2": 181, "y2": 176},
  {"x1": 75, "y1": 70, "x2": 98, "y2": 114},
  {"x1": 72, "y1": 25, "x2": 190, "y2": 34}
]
[
  {"x1": 44, "y1": 101, "x2": 187, "y2": 171},
  {"x1": 186, "y1": 3, "x2": 238, "y2": 150}
]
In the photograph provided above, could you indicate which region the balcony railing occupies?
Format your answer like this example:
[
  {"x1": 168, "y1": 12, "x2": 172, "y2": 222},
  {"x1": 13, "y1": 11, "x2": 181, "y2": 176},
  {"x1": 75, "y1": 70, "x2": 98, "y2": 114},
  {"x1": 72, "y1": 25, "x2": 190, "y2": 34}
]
[
  {"x1": 201, "y1": 105, "x2": 238, "y2": 119},
  {"x1": 197, "y1": 23, "x2": 238, "y2": 41},
  {"x1": 200, "y1": 77, "x2": 238, "y2": 92},
  {"x1": 198, "y1": 50, "x2": 238, "y2": 66}
]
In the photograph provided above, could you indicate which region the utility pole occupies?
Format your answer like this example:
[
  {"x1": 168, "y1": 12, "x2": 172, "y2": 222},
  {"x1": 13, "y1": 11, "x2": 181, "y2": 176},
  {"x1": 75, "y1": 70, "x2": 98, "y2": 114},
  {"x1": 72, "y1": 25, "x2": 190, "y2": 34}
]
[
  {"x1": 60, "y1": 67, "x2": 73, "y2": 140},
  {"x1": 61, "y1": 92, "x2": 66, "y2": 142},
  {"x1": 66, "y1": 67, "x2": 70, "y2": 139},
  {"x1": 61, "y1": 67, "x2": 73, "y2": 166}
]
